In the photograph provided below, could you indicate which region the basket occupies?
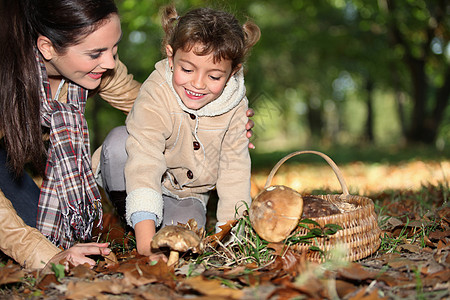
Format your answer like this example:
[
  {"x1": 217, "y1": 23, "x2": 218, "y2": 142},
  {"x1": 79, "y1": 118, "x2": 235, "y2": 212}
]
[{"x1": 263, "y1": 150, "x2": 381, "y2": 262}]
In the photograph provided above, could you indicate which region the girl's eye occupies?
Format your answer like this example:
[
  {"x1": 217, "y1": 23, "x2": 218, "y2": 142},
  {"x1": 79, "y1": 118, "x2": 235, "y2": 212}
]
[
  {"x1": 210, "y1": 76, "x2": 221, "y2": 81},
  {"x1": 181, "y1": 67, "x2": 192, "y2": 73}
]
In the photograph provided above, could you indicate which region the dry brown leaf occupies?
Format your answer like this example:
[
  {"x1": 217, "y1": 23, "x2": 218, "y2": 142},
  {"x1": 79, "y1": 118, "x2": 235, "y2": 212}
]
[
  {"x1": 0, "y1": 263, "x2": 25, "y2": 285},
  {"x1": 65, "y1": 278, "x2": 130, "y2": 300},
  {"x1": 36, "y1": 273, "x2": 59, "y2": 291},
  {"x1": 337, "y1": 263, "x2": 378, "y2": 281},
  {"x1": 387, "y1": 258, "x2": 417, "y2": 269},
  {"x1": 183, "y1": 276, "x2": 243, "y2": 299},
  {"x1": 204, "y1": 220, "x2": 237, "y2": 248},
  {"x1": 348, "y1": 287, "x2": 387, "y2": 300},
  {"x1": 396, "y1": 243, "x2": 421, "y2": 253},
  {"x1": 103, "y1": 250, "x2": 119, "y2": 268},
  {"x1": 429, "y1": 230, "x2": 450, "y2": 240},
  {"x1": 427, "y1": 269, "x2": 450, "y2": 281},
  {"x1": 335, "y1": 279, "x2": 358, "y2": 298},
  {"x1": 294, "y1": 276, "x2": 329, "y2": 299},
  {"x1": 268, "y1": 287, "x2": 302, "y2": 300},
  {"x1": 70, "y1": 264, "x2": 96, "y2": 279}
]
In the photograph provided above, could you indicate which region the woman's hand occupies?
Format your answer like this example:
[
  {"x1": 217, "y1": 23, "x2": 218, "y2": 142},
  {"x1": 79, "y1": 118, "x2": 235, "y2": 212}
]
[
  {"x1": 246, "y1": 108, "x2": 255, "y2": 149},
  {"x1": 42, "y1": 242, "x2": 111, "y2": 273}
]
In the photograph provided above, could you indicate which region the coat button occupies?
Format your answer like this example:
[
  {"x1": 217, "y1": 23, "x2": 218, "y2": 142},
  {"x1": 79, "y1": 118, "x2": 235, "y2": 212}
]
[
  {"x1": 189, "y1": 113, "x2": 196, "y2": 120},
  {"x1": 187, "y1": 170, "x2": 193, "y2": 179},
  {"x1": 193, "y1": 141, "x2": 200, "y2": 150}
]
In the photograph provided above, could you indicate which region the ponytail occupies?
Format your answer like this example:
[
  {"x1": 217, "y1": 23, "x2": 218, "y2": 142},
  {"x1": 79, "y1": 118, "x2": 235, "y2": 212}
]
[
  {"x1": 242, "y1": 20, "x2": 261, "y2": 61},
  {"x1": 0, "y1": 0, "x2": 46, "y2": 176},
  {"x1": 160, "y1": 5, "x2": 179, "y2": 53}
]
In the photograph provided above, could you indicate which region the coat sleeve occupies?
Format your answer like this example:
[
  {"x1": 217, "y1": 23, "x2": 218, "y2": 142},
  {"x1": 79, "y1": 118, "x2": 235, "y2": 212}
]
[
  {"x1": 94, "y1": 57, "x2": 141, "y2": 114},
  {"x1": 124, "y1": 78, "x2": 173, "y2": 226},
  {"x1": 215, "y1": 98, "x2": 252, "y2": 223},
  {"x1": 0, "y1": 190, "x2": 61, "y2": 269}
]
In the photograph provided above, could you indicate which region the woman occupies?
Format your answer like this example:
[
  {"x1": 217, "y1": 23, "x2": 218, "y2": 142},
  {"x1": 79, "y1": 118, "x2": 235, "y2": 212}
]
[{"x1": 0, "y1": 0, "x2": 254, "y2": 269}]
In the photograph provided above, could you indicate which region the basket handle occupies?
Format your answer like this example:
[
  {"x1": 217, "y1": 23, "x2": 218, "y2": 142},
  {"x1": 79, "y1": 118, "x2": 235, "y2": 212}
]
[{"x1": 264, "y1": 150, "x2": 350, "y2": 199}]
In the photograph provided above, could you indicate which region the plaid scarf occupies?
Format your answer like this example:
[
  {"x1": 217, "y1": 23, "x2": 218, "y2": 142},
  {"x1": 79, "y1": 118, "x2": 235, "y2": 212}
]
[{"x1": 35, "y1": 51, "x2": 102, "y2": 249}]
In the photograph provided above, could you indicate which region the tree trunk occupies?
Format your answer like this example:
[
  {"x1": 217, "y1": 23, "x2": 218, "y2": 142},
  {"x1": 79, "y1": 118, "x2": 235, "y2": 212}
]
[
  {"x1": 306, "y1": 96, "x2": 323, "y2": 144},
  {"x1": 405, "y1": 58, "x2": 434, "y2": 143},
  {"x1": 365, "y1": 78, "x2": 374, "y2": 143}
]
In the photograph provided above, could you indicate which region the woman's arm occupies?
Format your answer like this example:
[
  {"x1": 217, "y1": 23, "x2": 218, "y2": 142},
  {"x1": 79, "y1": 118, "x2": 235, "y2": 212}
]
[
  {"x1": 0, "y1": 189, "x2": 60, "y2": 269},
  {"x1": 0, "y1": 189, "x2": 115, "y2": 270},
  {"x1": 95, "y1": 57, "x2": 142, "y2": 114}
]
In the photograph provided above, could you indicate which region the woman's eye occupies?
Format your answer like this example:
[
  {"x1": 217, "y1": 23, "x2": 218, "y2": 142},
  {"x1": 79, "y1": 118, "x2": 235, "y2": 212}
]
[{"x1": 89, "y1": 53, "x2": 102, "y2": 59}]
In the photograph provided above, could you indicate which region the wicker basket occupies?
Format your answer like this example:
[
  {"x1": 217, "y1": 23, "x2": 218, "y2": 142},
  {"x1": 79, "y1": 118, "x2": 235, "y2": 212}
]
[{"x1": 263, "y1": 150, "x2": 381, "y2": 262}]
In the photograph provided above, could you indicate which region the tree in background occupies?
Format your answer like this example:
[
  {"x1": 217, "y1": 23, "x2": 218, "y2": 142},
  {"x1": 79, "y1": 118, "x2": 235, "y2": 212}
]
[
  {"x1": 382, "y1": 0, "x2": 449, "y2": 144},
  {"x1": 86, "y1": 0, "x2": 449, "y2": 151}
]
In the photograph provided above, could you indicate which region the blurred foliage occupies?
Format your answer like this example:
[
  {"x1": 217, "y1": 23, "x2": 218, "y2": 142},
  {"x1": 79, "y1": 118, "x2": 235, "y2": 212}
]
[{"x1": 86, "y1": 0, "x2": 450, "y2": 159}]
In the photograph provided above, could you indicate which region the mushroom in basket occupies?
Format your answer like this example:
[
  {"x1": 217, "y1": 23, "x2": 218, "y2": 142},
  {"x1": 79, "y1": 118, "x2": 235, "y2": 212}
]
[
  {"x1": 249, "y1": 185, "x2": 304, "y2": 243},
  {"x1": 151, "y1": 225, "x2": 204, "y2": 267}
]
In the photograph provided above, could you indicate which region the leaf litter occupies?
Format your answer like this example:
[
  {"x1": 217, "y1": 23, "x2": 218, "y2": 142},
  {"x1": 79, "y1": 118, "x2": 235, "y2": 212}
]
[{"x1": 0, "y1": 161, "x2": 449, "y2": 299}]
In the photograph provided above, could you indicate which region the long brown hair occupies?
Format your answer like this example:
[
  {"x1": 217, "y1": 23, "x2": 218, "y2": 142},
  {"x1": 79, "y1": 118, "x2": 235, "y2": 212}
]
[
  {"x1": 161, "y1": 5, "x2": 261, "y2": 71},
  {"x1": 0, "y1": 0, "x2": 118, "y2": 177}
]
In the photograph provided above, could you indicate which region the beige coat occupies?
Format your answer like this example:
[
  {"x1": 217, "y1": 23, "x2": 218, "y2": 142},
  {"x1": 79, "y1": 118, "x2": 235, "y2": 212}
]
[
  {"x1": 0, "y1": 57, "x2": 140, "y2": 269},
  {"x1": 125, "y1": 59, "x2": 251, "y2": 227}
]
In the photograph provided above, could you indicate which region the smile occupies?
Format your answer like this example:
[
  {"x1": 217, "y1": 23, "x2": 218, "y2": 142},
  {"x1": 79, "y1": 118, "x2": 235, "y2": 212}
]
[
  {"x1": 88, "y1": 72, "x2": 104, "y2": 80},
  {"x1": 185, "y1": 89, "x2": 205, "y2": 97}
]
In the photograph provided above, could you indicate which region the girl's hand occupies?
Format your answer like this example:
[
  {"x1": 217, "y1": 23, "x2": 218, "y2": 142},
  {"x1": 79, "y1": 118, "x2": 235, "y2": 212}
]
[
  {"x1": 43, "y1": 242, "x2": 111, "y2": 273},
  {"x1": 134, "y1": 220, "x2": 167, "y2": 263},
  {"x1": 246, "y1": 108, "x2": 255, "y2": 149}
]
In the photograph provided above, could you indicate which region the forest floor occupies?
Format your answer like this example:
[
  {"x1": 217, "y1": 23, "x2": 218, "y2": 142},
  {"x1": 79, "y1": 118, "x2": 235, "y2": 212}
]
[{"x1": 0, "y1": 157, "x2": 449, "y2": 300}]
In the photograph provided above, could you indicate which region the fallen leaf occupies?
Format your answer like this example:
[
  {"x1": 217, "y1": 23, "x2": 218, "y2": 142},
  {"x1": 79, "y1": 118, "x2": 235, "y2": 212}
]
[
  {"x1": 387, "y1": 258, "x2": 417, "y2": 269},
  {"x1": 396, "y1": 243, "x2": 421, "y2": 253},
  {"x1": 70, "y1": 264, "x2": 96, "y2": 279},
  {"x1": 429, "y1": 230, "x2": 450, "y2": 240},
  {"x1": 103, "y1": 251, "x2": 119, "y2": 267},
  {"x1": 268, "y1": 287, "x2": 302, "y2": 300},
  {"x1": 183, "y1": 276, "x2": 243, "y2": 299},
  {"x1": 204, "y1": 220, "x2": 238, "y2": 248},
  {"x1": 335, "y1": 279, "x2": 358, "y2": 298},
  {"x1": 427, "y1": 269, "x2": 450, "y2": 281},
  {"x1": 65, "y1": 278, "x2": 130, "y2": 300},
  {"x1": 0, "y1": 263, "x2": 24, "y2": 285},
  {"x1": 349, "y1": 287, "x2": 387, "y2": 300},
  {"x1": 338, "y1": 263, "x2": 378, "y2": 281},
  {"x1": 36, "y1": 273, "x2": 59, "y2": 291}
]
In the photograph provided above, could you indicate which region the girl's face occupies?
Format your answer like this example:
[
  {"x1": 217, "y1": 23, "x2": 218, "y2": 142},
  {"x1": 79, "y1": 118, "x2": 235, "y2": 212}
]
[
  {"x1": 39, "y1": 14, "x2": 122, "y2": 91},
  {"x1": 166, "y1": 44, "x2": 238, "y2": 110}
]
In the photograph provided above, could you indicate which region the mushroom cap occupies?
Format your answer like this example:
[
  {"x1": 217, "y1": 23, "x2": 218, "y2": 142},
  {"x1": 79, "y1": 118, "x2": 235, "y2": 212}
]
[
  {"x1": 151, "y1": 225, "x2": 203, "y2": 253},
  {"x1": 249, "y1": 185, "x2": 304, "y2": 243}
]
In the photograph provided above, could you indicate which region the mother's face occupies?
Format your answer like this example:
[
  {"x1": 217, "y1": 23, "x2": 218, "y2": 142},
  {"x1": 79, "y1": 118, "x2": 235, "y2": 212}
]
[{"x1": 38, "y1": 13, "x2": 122, "y2": 90}]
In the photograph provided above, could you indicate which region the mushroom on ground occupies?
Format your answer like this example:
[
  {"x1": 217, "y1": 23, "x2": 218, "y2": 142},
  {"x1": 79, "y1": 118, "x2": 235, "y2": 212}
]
[
  {"x1": 151, "y1": 225, "x2": 204, "y2": 266},
  {"x1": 249, "y1": 185, "x2": 304, "y2": 243}
]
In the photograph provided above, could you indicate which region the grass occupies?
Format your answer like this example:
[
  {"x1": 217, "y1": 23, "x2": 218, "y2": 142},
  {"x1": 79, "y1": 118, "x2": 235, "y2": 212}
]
[
  {"x1": 374, "y1": 182, "x2": 448, "y2": 254},
  {"x1": 250, "y1": 144, "x2": 450, "y2": 170}
]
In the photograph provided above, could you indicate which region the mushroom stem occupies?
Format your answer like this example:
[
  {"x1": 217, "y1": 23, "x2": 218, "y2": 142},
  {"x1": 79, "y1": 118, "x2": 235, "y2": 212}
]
[{"x1": 167, "y1": 250, "x2": 179, "y2": 266}]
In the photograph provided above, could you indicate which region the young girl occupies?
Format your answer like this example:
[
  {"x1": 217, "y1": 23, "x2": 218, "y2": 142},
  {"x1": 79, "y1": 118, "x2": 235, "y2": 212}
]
[{"x1": 123, "y1": 6, "x2": 260, "y2": 256}]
